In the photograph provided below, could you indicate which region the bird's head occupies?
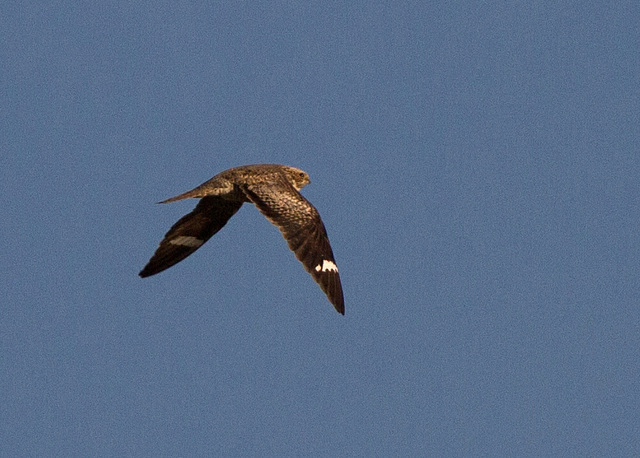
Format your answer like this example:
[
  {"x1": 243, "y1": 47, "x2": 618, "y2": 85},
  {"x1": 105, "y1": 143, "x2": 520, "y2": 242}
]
[{"x1": 285, "y1": 166, "x2": 311, "y2": 190}]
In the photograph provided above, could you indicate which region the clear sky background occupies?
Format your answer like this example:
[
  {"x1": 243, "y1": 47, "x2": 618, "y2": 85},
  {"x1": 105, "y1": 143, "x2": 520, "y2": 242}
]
[{"x1": 2, "y1": 2, "x2": 639, "y2": 456}]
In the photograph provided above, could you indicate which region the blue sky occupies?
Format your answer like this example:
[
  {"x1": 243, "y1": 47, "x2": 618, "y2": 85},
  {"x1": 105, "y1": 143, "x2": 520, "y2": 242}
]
[{"x1": 2, "y1": 1, "x2": 639, "y2": 456}]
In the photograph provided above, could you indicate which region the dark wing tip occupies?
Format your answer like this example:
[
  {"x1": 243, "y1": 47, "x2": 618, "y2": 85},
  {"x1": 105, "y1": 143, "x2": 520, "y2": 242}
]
[
  {"x1": 138, "y1": 266, "x2": 155, "y2": 278},
  {"x1": 327, "y1": 273, "x2": 345, "y2": 315},
  {"x1": 138, "y1": 261, "x2": 168, "y2": 278}
]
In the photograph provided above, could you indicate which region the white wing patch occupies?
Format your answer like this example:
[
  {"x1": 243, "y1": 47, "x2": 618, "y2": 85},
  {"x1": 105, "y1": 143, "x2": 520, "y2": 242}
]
[
  {"x1": 169, "y1": 236, "x2": 204, "y2": 248},
  {"x1": 315, "y1": 260, "x2": 338, "y2": 273}
]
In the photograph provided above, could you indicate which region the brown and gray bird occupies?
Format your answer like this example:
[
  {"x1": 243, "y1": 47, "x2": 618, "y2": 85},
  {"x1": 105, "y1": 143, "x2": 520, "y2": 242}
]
[{"x1": 139, "y1": 164, "x2": 344, "y2": 314}]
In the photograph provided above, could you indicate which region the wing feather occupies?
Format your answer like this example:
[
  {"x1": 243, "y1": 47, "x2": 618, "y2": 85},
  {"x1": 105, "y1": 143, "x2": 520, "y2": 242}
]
[
  {"x1": 241, "y1": 178, "x2": 344, "y2": 314},
  {"x1": 139, "y1": 196, "x2": 242, "y2": 277}
]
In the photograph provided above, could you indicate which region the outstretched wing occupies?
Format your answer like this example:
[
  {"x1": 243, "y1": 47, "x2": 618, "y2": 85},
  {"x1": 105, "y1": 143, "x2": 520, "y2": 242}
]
[
  {"x1": 139, "y1": 196, "x2": 243, "y2": 277},
  {"x1": 241, "y1": 178, "x2": 344, "y2": 314}
]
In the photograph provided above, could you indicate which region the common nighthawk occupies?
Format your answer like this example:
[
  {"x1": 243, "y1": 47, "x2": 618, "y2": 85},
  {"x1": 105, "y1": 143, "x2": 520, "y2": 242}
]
[{"x1": 139, "y1": 164, "x2": 344, "y2": 314}]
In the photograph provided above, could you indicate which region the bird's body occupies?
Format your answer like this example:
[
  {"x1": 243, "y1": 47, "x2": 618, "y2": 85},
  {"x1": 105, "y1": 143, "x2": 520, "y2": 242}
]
[{"x1": 140, "y1": 164, "x2": 344, "y2": 314}]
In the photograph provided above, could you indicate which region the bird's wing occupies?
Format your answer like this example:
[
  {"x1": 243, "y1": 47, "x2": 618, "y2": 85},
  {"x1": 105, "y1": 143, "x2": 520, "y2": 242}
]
[
  {"x1": 139, "y1": 196, "x2": 243, "y2": 277},
  {"x1": 240, "y1": 178, "x2": 344, "y2": 314}
]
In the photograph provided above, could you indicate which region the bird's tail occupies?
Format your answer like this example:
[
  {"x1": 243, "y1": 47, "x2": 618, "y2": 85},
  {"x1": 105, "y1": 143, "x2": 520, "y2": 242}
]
[
  {"x1": 157, "y1": 177, "x2": 233, "y2": 204},
  {"x1": 158, "y1": 188, "x2": 208, "y2": 204}
]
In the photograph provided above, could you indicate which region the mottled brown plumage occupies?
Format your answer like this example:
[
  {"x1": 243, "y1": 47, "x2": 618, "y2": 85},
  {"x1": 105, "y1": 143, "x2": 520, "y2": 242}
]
[{"x1": 140, "y1": 164, "x2": 344, "y2": 314}]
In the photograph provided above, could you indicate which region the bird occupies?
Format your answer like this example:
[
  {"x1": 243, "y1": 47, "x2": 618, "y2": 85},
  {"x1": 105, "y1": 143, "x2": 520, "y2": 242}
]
[{"x1": 139, "y1": 164, "x2": 344, "y2": 314}]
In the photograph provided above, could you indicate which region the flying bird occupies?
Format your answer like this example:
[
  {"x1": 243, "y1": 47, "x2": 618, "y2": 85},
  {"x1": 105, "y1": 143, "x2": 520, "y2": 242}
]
[{"x1": 139, "y1": 164, "x2": 344, "y2": 314}]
